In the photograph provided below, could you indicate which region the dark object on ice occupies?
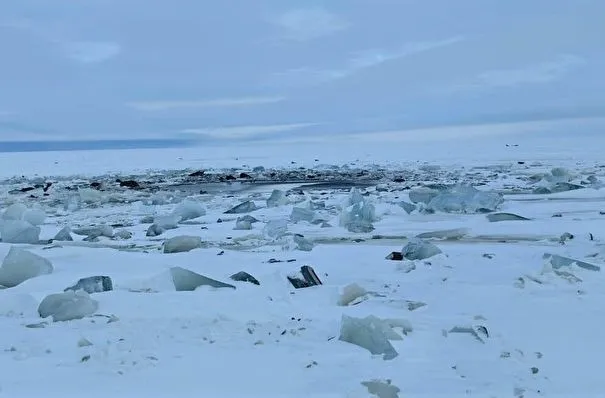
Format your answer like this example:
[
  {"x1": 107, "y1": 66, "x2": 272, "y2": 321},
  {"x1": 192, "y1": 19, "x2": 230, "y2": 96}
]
[
  {"x1": 43, "y1": 182, "x2": 53, "y2": 192},
  {"x1": 386, "y1": 252, "x2": 403, "y2": 261},
  {"x1": 90, "y1": 182, "x2": 102, "y2": 190},
  {"x1": 486, "y1": 213, "x2": 530, "y2": 222},
  {"x1": 230, "y1": 271, "x2": 260, "y2": 285},
  {"x1": 217, "y1": 218, "x2": 223, "y2": 223},
  {"x1": 117, "y1": 179, "x2": 140, "y2": 189},
  {"x1": 287, "y1": 265, "x2": 322, "y2": 289},
  {"x1": 20, "y1": 186, "x2": 35, "y2": 193},
  {"x1": 393, "y1": 177, "x2": 405, "y2": 183},
  {"x1": 188, "y1": 170, "x2": 205, "y2": 177},
  {"x1": 65, "y1": 276, "x2": 113, "y2": 294},
  {"x1": 224, "y1": 200, "x2": 257, "y2": 214},
  {"x1": 239, "y1": 172, "x2": 252, "y2": 179},
  {"x1": 170, "y1": 267, "x2": 236, "y2": 291},
  {"x1": 224, "y1": 175, "x2": 237, "y2": 181}
]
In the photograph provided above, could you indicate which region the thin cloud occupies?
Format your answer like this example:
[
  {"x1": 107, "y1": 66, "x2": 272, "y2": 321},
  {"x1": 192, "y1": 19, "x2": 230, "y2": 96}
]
[
  {"x1": 181, "y1": 123, "x2": 316, "y2": 140},
  {"x1": 272, "y1": 8, "x2": 348, "y2": 42},
  {"x1": 446, "y1": 54, "x2": 585, "y2": 93},
  {"x1": 269, "y1": 36, "x2": 464, "y2": 87},
  {"x1": 63, "y1": 41, "x2": 121, "y2": 64},
  {"x1": 127, "y1": 96, "x2": 286, "y2": 111}
]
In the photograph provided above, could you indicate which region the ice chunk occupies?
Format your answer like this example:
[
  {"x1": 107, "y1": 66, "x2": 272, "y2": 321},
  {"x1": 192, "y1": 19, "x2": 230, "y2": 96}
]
[
  {"x1": 113, "y1": 229, "x2": 132, "y2": 240},
  {"x1": 340, "y1": 202, "x2": 376, "y2": 233},
  {"x1": 402, "y1": 238, "x2": 442, "y2": 260},
  {"x1": 361, "y1": 379, "x2": 401, "y2": 398},
  {"x1": 153, "y1": 215, "x2": 181, "y2": 230},
  {"x1": 427, "y1": 185, "x2": 504, "y2": 213},
  {"x1": 172, "y1": 198, "x2": 206, "y2": 221},
  {"x1": 0, "y1": 247, "x2": 53, "y2": 287},
  {"x1": 238, "y1": 215, "x2": 259, "y2": 224},
  {"x1": 416, "y1": 228, "x2": 468, "y2": 240},
  {"x1": 2, "y1": 203, "x2": 28, "y2": 220},
  {"x1": 65, "y1": 276, "x2": 113, "y2": 294},
  {"x1": 263, "y1": 219, "x2": 288, "y2": 239},
  {"x1": 337, "y1": 283, "x2": 367, "y2": 306},
  {"x1": 293, "y1": 234, "x2": 314, "y2": 251},
  {"x1": 170, "y1": 267, "x2": 236, "y2": 291},
  {"x1": 398, "y1": 201, "x2": 417, "y2": 214},
  {"x1": 234, "y1": 219, "x2": 252, "y2": 230},
  {"x1": 224, "y1": 200, "x2": 257, "y2": 214},
  {"x1": 0, "y1": 293, "x2": 38, "y2": 317},
  {"x1": 146, "y1": 224, "x2": 165, "y2": 237},
  {"x1": 0, "y1": 220, "x2": 41, "y2": 244},
  {"x1": 38, "y1": 290, "x2": 99, "y2": 322},
  {"x1": 267, "y1": 189, "x2": 288, "y2": 208},
  {"x1": 290, "y1": 207, "x2": 315, "y2": 223},
  {"x1": 63, "y1": 193, "x2": 81, "y2": 212},
  {"x1": 22, "y1": 208, "x2": 46, "y2": 226},
  {"x1": 53, "y1": 226, "x2": 73, "y2": 241},
  {"x1": 163, "y1": 235, "x2": 204, "y2": 253},
  {"x1": 79, "y1": 188, "x2": 103, "y2": 203},
  {"x1": 487, "y1": 213, "x2": 530, "y2": 222},
  {"x1": 348, "y1": 188, "x2": 365, "y2": 206},
  {"x1": 72, "y1": 225, "x2": 114, "y2": 239},
  {"x1": 339, "y1": 315, "x2": 399, "y2": 360},
  {"x1": 408, "y1": 188, "x2": 439, "y2": 204},
  {"x1": 230, "y1": 271, "x2": 260, "y2": 285},
  {"x1": 543, "y1": 253, "x2": 600, "y2": 272}
]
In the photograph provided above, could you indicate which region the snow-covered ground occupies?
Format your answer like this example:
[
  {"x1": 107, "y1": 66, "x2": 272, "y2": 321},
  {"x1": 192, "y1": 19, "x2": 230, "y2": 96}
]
[{"x1": 1, "y1": 133, "x2": 605, "y2": 397}]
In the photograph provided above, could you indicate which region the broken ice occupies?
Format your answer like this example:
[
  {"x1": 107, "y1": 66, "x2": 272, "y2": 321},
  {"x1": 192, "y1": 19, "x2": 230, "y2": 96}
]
[
  {"x1": 401, "y1": 238, "x2": 442, "y2": 260},
  {"x1": 38, "y1": 290, "x2": 99, "y2": 322},
  {"x1": 0, "y1": 220, "x2": 41, "y2": 244},
  {"x1": 0, "y1": 246, "x2": 53, "y2": 287},
  {"x1": 65, "y1": 276, "x2": 113, "y2": 294},
  {"x1": 163, "y1": 235, "x2": 204, "y2": 253},
  {"x1": 339, "y1": 315, "x2": 411, "y2": 360},
  {"x1": 426, "y1": 184, "x2": 504, "y2": 213}
]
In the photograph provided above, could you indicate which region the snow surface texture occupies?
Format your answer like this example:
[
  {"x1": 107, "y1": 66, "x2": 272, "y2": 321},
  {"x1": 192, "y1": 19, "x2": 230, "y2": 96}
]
[{"x1": 1, "y1": 141, "x2": 605, "y2": 397}]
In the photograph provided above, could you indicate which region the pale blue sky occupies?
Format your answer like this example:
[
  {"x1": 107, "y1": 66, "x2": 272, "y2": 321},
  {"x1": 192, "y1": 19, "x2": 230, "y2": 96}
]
[{"x1": 1, "y1": 0, "x2": 603, "y2": 143}]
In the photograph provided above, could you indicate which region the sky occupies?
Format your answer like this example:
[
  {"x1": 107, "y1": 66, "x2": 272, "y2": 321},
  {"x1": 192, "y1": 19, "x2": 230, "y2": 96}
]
[{"x1": 1, "y1": 0, "x2": 604, "y2": 144}]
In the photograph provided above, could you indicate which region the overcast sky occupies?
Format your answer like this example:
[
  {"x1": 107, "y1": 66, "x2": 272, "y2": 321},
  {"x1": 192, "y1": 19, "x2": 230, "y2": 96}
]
[{"x1": 1, "y1": 0, "x2": 604, "y2": 142}]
